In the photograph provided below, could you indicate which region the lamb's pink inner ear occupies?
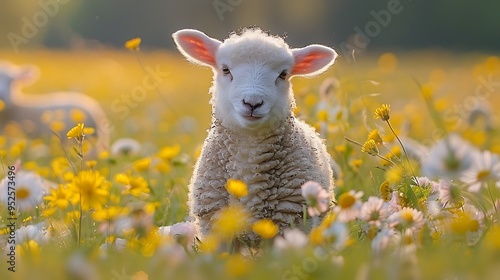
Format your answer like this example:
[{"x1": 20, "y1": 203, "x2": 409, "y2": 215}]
[
  {"x1": 174, "y1": 31, "x2": 220, "y2": 68},
  {"x1": 291, "y1": 45, "x2": 337, "y2": 76},
  {"x1": 15, "y1": 65, "x2": 39, "y2": 83}
]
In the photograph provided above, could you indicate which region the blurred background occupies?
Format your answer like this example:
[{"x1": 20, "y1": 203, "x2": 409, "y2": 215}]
[
  {"x1": 1, "y1": 0, "x2": 499, "y2": 150},
  {"x1": 2, "y1": 0, "x2": 500, "y2": 52}
]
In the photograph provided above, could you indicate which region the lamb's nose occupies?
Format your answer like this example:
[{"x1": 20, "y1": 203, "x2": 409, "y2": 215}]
[{"x1": 242, "y1": 99, "x2": 263, "y2": 111}]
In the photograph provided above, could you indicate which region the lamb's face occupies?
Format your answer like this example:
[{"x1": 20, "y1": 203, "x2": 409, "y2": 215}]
[
  {"x1": 0, "y1": 64, "x2": 37, "y2": 103},
  {"x1": 0, "y1": 72, "x2": 13, "y2": 102},
  {"x1": 212, "y1": 39, "x2": 294, "y2": 131},
  {"x1": 173, "y1": 28, "x2": 338, "y2": 134}
]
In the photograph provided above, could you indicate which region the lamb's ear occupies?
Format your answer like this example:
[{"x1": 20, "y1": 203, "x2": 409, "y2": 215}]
[
  {"x1": 291, "y1": 45, "x2": 337, "y2": 77},
  {"x1": 172, "y1": 29, "x2": 221, "y2": 68},
  {"x1": 14, "y1": 64, "x2": 39, "y2": 84}
]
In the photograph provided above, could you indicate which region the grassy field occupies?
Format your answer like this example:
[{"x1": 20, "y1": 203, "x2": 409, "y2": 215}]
[{"x1": 1, "y1": 48, "x2": 500, "y2": 279}]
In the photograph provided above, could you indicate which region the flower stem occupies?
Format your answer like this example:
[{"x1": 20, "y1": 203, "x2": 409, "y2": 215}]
[{"x1": 385, "y1": 120, "x2": 418, "y2": 182}]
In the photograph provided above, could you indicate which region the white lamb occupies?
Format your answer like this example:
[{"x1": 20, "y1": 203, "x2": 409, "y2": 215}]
[
  {"x1": 0, "y1": 62, "x2": 109, "y2": 154},
  {"x1": 173, "y1": 28, "x2": 338, "y2": 239}
]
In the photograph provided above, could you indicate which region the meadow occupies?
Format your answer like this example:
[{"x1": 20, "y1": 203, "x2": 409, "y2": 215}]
[{"x1": 1, "y1": 47, "x2": 500, "y2": 279}]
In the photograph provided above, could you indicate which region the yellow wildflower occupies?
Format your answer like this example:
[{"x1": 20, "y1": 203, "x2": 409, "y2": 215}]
[
  {"x1": 92, "y1": 206, "x2": 128, "y2": 222},
  {"x1": 484, "y1": 224, "x2": 500, "y2": 250},
  {"x1": 309, "y1": 226, "x2": 325, "y2": 245},
  {"x1": 41, "y1": 207, "x2": 57, "y2": 217},
  {"x1": 317, "y1": 110, "x2": 328, "y2": 122},
  {"x1": 18, "y1": 240, "x2": 41, "y2": 257},
  {"x1": 115, "y1": 173, "x2": 150, "y2": 197},
  {"x1": 44, "y1": 184, "x2": 70, "y2": 210},
  {"x1": 212, "y1": 205, "x2": 250, "y2": 239},
  {"x1": 66, "y1": 123, "x2": 85, "y2": 140},
  {"x1": 50, "y1": 121, "x2": 65, "y2": 133},
  {"x1": 86, "y1": 160, "x2": 97, "y2": 169},
  {"x1": 0, "y1": 100, "x2": 4, "y2": 111},
  {"x1": 98, "y1": 151, "x2": 110, "y2": 160},
  {"x1": 378, "y1": 52, "x2": 398, "y2": 72},
  {"x1": 421, "y1": 84, "x2": 434, "y2": 100},
  {"x1": 199, "y1": 234, "x2": 220, "y2": 253},
  {"x1": 133, "y1": 157, "x2": 151, "y2": 172},
  {"x1": 361, "y1": 139, "x2": 379, "y2": 156},
  {"x1": 158, "y1": 144, "x2": 181, "y2": 161},
  {"x1": 65, "y1": 210, "x2": 81, "y2": 224},
  {"x1": 23, "y1": 161, "x2": 38, "y2": 171},
  {"x1": 252, "y1": 219, "x2": 278, "y2": 239},
  {"x1": 379, "y1": 179, "x2": 391, "y2": 201},
  {"x1": 68, "y1": 170, "x2": 110, "y2": 211},
  {"x1": 304, "y1": 93, "x2": 318, "y2": 108},
  {"x1": 70, "y1": 108, "x2": 87, "y2": 123},
  {"x1": 367, "y1": 129, "x2": 383, "y2": 145},
  {"x1": 349, "y1": 159, "x2": 363, "y2": 170},
  {"x1": 225, "y1": 254, "x2": 252, "y2": 277},
  {"x1": 125, "y1": 37, "x2": 141, "y2": 51},
  {"x1": 374, "y1": 104, "x2": 390, "y2": 121},
  {"x1": 385, "y1": 166, "x2": 404, "y2": 183},
  {"x1": 225, "y1": 179, "x2": 248, "y2": 198},
  {"x1": 335, "y1": 145, "x2": 346, "y2": 153},
  {"x1": 51, "y1": 157, "x2": 71, "y2": 176},
  {"x1": 450, "y1": 213, "x2": 480, "y2": 236},
  {"x1": 155, "y1": 161, "x2": 171, "y2": 173}
]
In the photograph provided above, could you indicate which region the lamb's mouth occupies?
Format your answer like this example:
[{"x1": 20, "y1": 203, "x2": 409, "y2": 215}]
[{"x1": 243, "y1": 115, "x2": 263, "y2": 121}]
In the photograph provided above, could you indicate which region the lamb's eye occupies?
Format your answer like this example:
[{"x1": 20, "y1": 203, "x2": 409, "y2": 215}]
[
  {"x1": 222, "y1": 65, "x2": 231, "y2": 76},
  {"x1": 278, "y1": 70, "x2": 288, "y2": 80}
]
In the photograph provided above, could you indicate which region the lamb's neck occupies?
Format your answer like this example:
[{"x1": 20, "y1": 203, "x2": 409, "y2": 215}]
[
  {"x1": 212, "y1": 117, "x2": 295, "y2": 182},
  {"x1": 212, "y1": 117, "x2": 293, "y2": 153}
]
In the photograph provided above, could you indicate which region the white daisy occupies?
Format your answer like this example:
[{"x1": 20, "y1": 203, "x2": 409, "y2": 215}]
[
  {"x1": 371, "y1": 227, "x2": 399, "y2": 256},
  {"x1": 274, "y1": 228, "x2": 308, "y2": 251},
  {"x1": 323, "y1": 221, "x2": 349, "y2": 251},
  {"x1": 438, "y1": 179, "x2": 463, "y2": 206},
  {"x1": 0, "y1": 171, "x2": 45, "y2": 212},
  {"x1": 460, "y1": 151, "x2": 500, "y2": 192},
  {"x1": 360, "y1": 196, "x2": 391, "y2": 226},
  {"x1": 110, "y1": 138, "x2": 142, "y2": 156},
  {"x1": 462, "y1": 203, "x2": 485, "y2": 246},
  {"x1": 421, "y1": 134, "x2": 480, "y2": 179},
  {"x1": 334, "y1": 190, "x2": 364, "y2": 222},
  {"x1": 301, "y1": 181, "x2": 330, "y2": 217},
  {"x1": 158, "y1": 221, "x2": 197, "y2": 249},
  {"x1": 388, "y1": 207, "x2": 425, "y2": 230},
  {"x1": 15, "y1": 222, "x2": 50, "y2": 245}
]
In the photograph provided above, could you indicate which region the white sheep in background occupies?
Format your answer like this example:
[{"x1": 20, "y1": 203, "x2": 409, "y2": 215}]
[
  {"x1": 173, "y1": 28, "x2": 339, "y2": 240},
  {"x1": 0, "y1": 62, "x2": 109, "y2": 154}
]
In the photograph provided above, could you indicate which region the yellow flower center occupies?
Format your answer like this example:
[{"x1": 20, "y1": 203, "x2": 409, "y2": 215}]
[
  {"x1": 338, "y1": 193, "x2": 355, "y2": 208},
  {"x1": 468, "y1": 220, "x2": 480, "y2": 232},
  {"x1": 400, "y1": 209, "x2": 414, "y2": 223},
  {"x1": 476, "y1": 170, "x2": 490, "y2": 181},
  {"x1": 17, "y1": 187, "x2": 30, "y2": 199}
]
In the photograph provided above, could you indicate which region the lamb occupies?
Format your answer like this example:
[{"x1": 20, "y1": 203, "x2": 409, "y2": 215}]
[
  {"x1": 172, "y1": 28, "x2": 338, "y2": 239},
  {"x1": 0, "y1": 62, "x2": 109, "y2": 154}
]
